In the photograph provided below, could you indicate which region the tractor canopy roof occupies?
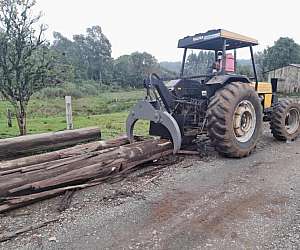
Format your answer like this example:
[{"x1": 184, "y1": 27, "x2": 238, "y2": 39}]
[{"x1": 178, "y1": 29, "x2": 258, "y2": 50}]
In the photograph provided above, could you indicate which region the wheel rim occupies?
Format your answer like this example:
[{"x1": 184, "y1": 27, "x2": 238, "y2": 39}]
[
  {"x1": 285, "y1": 108, "x2": 300, "y2": 135},
  {"x1": 233, "y1": 100, "x2": 256, "y2": 143}
]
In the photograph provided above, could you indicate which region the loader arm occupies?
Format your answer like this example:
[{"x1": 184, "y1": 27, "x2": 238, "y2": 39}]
[{"x1": 126, "y1": 74, "x2": 182, "y2": 154}]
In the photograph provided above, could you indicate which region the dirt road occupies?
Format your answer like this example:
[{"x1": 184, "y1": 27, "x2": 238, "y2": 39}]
[{"x1": 0, "y1": 129, "x2": 299, "y2": 249}]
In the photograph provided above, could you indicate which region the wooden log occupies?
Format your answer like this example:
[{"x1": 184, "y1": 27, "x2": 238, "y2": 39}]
[
  {"x1": 0, "y1": 150, "x2": 117, "y2": 196},
  {"x1": 0, "y1": 140, "x2": 172, "y2": 213},
  {"x1": 0, "y1": 127, "x2": 101, "y2": 159},
  {"x1": 2, "y1": 139, "x2": 171, "y2": 196},
  {"x1": 0, "y1": 183, "x2": 101, "y2": 213},
  {"x1": 0, "y1": 137, "x2": 145, "y2": 196},
  {"x1": 177, "y1": 150, "x2": 200, "y2": 155},
  {"x1": 0, "y1": 135, "x2": 133, "y2": 172},
  {"x1": 57, "y1": 190, "x2": 76, "y2": 212},
  {"x1": 0, "y1": 139, "x2": 172, "y2": 213},
  {"x1": 0, "y1": 218, "x2": 59, "y2": 242}
]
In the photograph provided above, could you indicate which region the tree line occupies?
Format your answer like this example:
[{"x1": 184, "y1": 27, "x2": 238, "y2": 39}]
[{"x1": 52, "y1": 28, "x2": 175, "y2": 87}]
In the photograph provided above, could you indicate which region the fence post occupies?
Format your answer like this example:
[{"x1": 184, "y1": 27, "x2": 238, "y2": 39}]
[
  {"x1": 65, "y1": 96, "x2": 73, "y2": 130},
  {"x1": 7, "y1": 108, "x2": 12, "y2": 128}
]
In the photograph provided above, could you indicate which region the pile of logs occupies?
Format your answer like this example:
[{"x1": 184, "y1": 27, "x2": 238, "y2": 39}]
[{"x1": 0, "y1": 130, "x2": 173, "y2": 213}]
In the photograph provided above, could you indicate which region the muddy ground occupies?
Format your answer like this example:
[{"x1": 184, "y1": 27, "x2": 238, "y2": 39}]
[{"x1": 0, "y1": 127, "x2": 299, "y2": 250}]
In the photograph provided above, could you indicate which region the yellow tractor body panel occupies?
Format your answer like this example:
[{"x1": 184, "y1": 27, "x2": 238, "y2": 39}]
[
  {"x1": 250, "y1": 82, "x2": 273, "y2": 109},
  {"x1": 263, "y1": 94, "x2": 273, "y2": 108}
]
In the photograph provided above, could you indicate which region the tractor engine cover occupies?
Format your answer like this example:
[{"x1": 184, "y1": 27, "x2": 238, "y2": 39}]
[
  {"x1": 168, "y1": 79, "x2": 212, "y2": 99},
  {"x1": 150, "y1": 79, "x2": 210, "y2": 140}
]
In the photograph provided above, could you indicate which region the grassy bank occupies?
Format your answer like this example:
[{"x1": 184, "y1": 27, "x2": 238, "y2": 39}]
[
  {"x1": 0, "y1": 90, "x2": 148, "y2": 139},
  {"x1": 0, "y1": 90, "x2": 144, "y2": 118},
  {"x1": 0, "y1": 112, "x2": 149, "y2": 139}
]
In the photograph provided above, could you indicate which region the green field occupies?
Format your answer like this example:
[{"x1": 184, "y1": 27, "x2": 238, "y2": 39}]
[{"x1": 0, "y1": 90, "x2": 150, "y2": 139}]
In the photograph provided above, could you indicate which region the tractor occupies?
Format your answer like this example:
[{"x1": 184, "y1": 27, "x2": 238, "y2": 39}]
[{"x1": 126, "y1": 29, "x2": 300, "y2": 157}]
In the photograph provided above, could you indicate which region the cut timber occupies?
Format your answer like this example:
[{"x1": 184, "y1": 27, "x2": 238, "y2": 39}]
[
  {"x1": 0, "y1": 127, "x2": 101, "y2": 159},
  {"x1": 0, "y1": 135, "x2": 134, "y2": 172},
  {"x1": 0, "y1": 138, "x2": 172, "y2": 213},
  {"x1": 0, "y1": 218, "x2": 59, "y2": 242},
  {"x1": 177, "y1": 150, "x2": 200, "y2": 155}
]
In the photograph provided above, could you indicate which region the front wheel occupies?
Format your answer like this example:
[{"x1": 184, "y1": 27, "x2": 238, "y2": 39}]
[
  {"x1": 207, "y1": 82, "x2": 263, "y2": 158},
  {"x1": 270, "y1": 100, "x2": 300, "y2": 141}
]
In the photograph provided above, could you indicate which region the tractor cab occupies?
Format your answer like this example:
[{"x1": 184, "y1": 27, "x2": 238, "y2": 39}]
[
  {"x1": 177, "y1": 29, "x2": 259, "y2": 86},
  {"x1": 174, "y1": 29, "x2": 275, "y2": 110}
]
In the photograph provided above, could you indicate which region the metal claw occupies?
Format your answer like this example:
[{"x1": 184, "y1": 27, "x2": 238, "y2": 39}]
[{"x1": 126, "y1": 100, "x2": 182, "y2": 154}]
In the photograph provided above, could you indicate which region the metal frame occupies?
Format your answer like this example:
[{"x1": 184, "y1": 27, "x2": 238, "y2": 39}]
[
  {"x1": 180, "y1": 48, "x2": 187, "y2": 77},
  {"x1": 178, "y1": 31, "x2": 259, "y2": 85},
  {"x1": 178, "y1": 29, "x2": 258, "y2": 50},
  {"x1": 250, "y1": 46, "x2": 258, "y2": 90},
  {"x1": 222, "y1": 39, "x2": 227, "y2": 73}
]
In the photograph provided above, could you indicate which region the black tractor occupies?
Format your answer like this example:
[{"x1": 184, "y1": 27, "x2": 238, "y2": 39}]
[{"x1": 126, "y1": 29, "x2": 300, "y2": 157}]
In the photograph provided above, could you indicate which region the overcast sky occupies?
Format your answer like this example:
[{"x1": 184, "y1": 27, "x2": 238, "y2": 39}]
[{"x1": 37, "y1": 0, "x2": 300, "y2": 62}]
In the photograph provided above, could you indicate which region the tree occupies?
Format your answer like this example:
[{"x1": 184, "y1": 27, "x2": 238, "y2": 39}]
[
  {"x1": 113, "y1": 52, "x2": 158, "y2": 88},
  {"x1": 51, "y1": 32, "x2": 76, "y2": 81},
  {"x1": 85, "y1": 26, "x2": 113, "y2": 83},
  {"x1": 52, "y1": 26, "x2": 113, "y2": 84},
  {"x1": 113, "y1": 55, "x2": 132, "y2": 87},
  {"x1": 72, "y1": 34, "x2": 90, "y2": 80},
  {"x1": 236, "y1": 64, "x2": 252, "y2": 76},
  {"x1": 254, "y1": 51, "x2": 267, "y2": 81},
  {"x1": 130, "y1": 51, "x2": 157, "y2": 85},
  {"x1": 0, "y1": 0, "x2": 54, "y2": 135},
  {"x1": 263, "y1": 37, "x2": 300, "y2": 71},
  {"x1": 185, "y1": 51, "x2": 215, "y2": 75}
]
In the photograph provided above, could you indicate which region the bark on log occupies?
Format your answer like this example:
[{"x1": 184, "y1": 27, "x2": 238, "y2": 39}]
[
  {"x1": 0, "y1": 139, "x2": 173, "y2": 213},
  {"x1": 0, "y1": 218, "x2": 59, "y2": 242},
  {"x1": 0, "y1": 137, "x2": 144, "y2": 196},
  {"x1": 0, "y1": 127, "x2": 101, "y2": 159},
  {"x1": 0, "y1": 135, "x2": 133, "y2": 171},
  {"x1": 0, "y1": 182, "x2": 101, "y2": 213}
]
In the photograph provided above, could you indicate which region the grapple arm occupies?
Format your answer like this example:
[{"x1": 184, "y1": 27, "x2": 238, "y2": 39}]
[{"x1": 126, "y1": 100, "x2": 182, "y2": 154}]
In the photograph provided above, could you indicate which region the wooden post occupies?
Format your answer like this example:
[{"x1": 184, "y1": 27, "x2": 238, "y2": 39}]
[
  {"x1": 7, "y1": 108, "x2": 12, "y2": 128},
  {"x1": 65, "y1": 96, "x2": 73, "y2": 130}
]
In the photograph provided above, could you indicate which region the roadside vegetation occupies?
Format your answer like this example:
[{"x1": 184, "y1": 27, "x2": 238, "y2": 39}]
[{"x1": 0, "y1": 89, "x2": 149, "y2": 139}]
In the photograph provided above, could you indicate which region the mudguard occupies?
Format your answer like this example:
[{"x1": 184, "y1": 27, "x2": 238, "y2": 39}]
[{"x1": 126, "y1": 100, "x2": 182, "y2": 154}]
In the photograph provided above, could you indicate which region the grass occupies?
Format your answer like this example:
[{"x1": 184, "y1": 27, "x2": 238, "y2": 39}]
[
  {"x1": 0, "y1": 90, "x2": 149, "y2": 139},
  {"x1": 0, "y1": 90, "x2": 145, "y2": 118}
]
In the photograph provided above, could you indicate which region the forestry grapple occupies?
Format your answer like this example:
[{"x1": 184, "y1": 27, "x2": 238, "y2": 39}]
[{"x1": 126, "y1": 29, "x2": 300, "y2": 157}]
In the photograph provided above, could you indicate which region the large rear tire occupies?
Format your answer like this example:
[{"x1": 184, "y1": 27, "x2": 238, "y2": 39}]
[
  {"x1": 207, "y1": 82, "x2": 263, "y2": 158},
  {"x1": 270, "y1": 99, "x2": 300, "y2": 141}
]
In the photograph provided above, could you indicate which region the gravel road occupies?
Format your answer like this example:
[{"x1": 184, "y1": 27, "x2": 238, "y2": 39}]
[{"x1": 0, "y1": 128, "x2": 299, "y2": 250}]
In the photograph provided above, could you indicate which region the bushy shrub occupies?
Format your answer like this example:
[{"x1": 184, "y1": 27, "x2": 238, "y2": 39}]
[
  {"x1": 35, "y1": 83, "x2": 85, "y2": 99},
  {"x1": 35, "y1": 87, "x2": 67, "y2": 99},
  {"x1": 78, "y1": 84, "x2": 98, "y2": 96},
  {"x1": 34, "y1": 81, "x2": 137, "y2": 99}
]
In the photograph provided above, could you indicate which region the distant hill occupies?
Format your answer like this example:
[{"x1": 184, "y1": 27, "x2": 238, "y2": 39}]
[{"x1": 160, "y1": 61, "x2": 181, "y2": 74}]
